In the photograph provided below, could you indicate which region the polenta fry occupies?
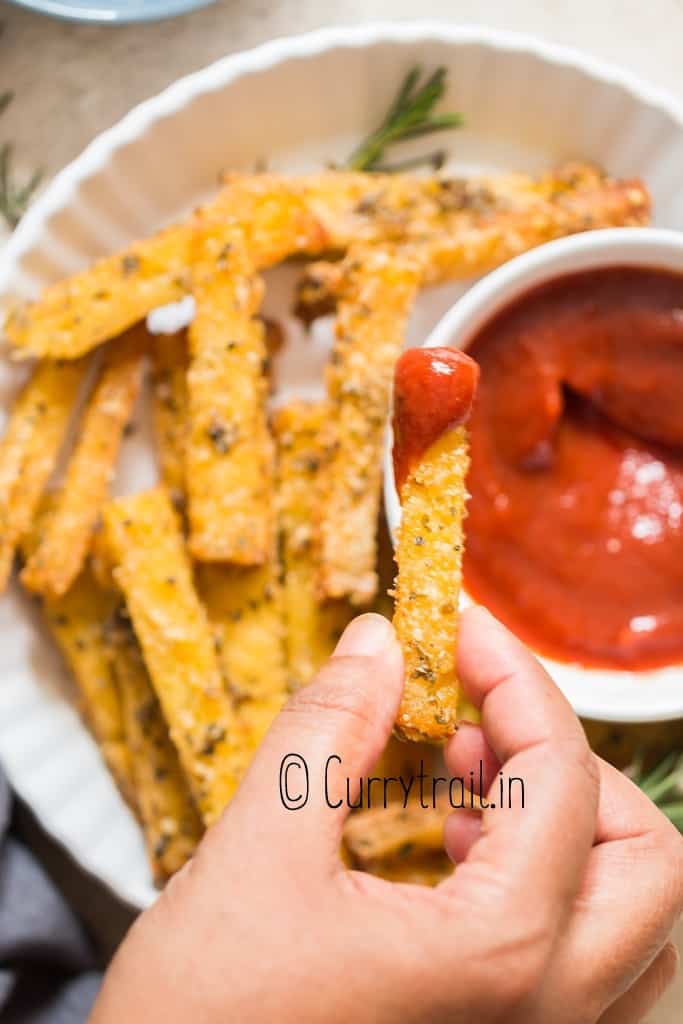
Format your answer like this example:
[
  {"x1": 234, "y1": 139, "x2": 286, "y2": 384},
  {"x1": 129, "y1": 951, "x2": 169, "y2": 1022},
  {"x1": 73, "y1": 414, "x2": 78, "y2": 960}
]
[
  {"x1": 44, "y1": 569, "x2": 135, "y2": 809},
  {"x1": 103, "y1": 488, "x2": 246, "y2": 825},
  {"x1": 302, "y1": 163, "x2": 650, "y2": 262},
  {"x1": 414, "y1": 170, "x2": 651, "y2": 286},
  {"x1": 149, "y1": 330, "x2": 189, "y2": 507},
  {"x1": 107, "y1": 618, "x2": 203, "y2": 884},
  {"x1": 186, "y1": 227, "x2": 274, "y2": 564},
  {"x1": 295, "y1": 164, "x2": 651, "y2": 312},
  {"x1": 4, "y1": 166, "x2": 648, "y2": 360},
  {"x1": 343, "y1": 799, "x2": 449, "y2": 865},
  {"x1": 273, "y1": 400, "x2": 353, "y2": 687},
  {"x1": 343, "y1": 798, "x2": 454, "y2": 886},
  {"x1": 317, "y1": 245, "x2": 421, "y2": 605},
  {"x1": 197, "y1": 558, "x2": 288, "y2": 756},
  {"x1": 0, "y1": 358, "x2": 86, "y2": 592},
  {"x1": 391, "y1": 347, "x2": 479, "y2": 742},
  {"x1": 4, "y1": 176, "x2": 326, "y2": 362},
  {"x1": 21, "y1": 501, "x2": 135, "y2": 808},
  {"x1": 21, "y1": 327, "x2": 145, "y2": 598},
  {"x1": 4, "y1": 224, "x2": 192, "y2": 360},
  {"x1": 201, "y1": 174, "x2": 327, "y2": 267}
]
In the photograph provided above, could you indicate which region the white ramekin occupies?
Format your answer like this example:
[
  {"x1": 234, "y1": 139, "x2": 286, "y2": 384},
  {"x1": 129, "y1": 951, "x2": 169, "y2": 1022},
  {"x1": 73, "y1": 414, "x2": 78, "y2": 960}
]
[{"x1": 384, "y1": 227, "x2": 683, "y2": 724}]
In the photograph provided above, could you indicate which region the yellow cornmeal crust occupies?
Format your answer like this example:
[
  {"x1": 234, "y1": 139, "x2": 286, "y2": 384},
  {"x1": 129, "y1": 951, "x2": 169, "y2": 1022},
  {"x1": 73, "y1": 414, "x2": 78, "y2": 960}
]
[
  {"x1": 103, "y1": 488, "x2": 247, "y2": 826},
  {"x1": 149, "y1": 330, "x2": 189, "y2": 508},
  {"x1": 4, "y1": 225, "x2": 193, "y2": 360},
  {"x1": 6, "y1": 164, "x2": 647, "y2": 362},
  {"x1": 393, "y1": 427, "x2": 473, "y2": 742},
  {"x1": 317, "y1": 246, "x2": 421, "y2": 605},
  {"x1": 197, "y1": 558, "x2": 288, "y2": 758},
  {"x1": 43, "y1": 572, "x2": 135, "y2": 810},
  {"x1": 343, "y1": 797, "x2": 449, "y2": 864},
  {"x1": 108, "y1": 621, "x2": 203, "y2": 885},
  {"x1": 20, "y1": 498, "x2": 135, "y2": 807},
  {"x1": 343, "y1": 797, "x2": 454, "y2": 887},
  {"x1": 186, "y1": 227, "x2": 274, "y2": 565},
  {"x1": 0, "y1": 358, "x2": 87, "y2": 592},
  {"x1": 273, "y1": 400, "x2": 354, "y2": 689},
  {"x1": 203, "y1": 173, "x2": 327, "y2": 267},
  {"x1": 297, "y1": 163, "x2": 651, "y2": 307},
  {"x1": 3, "y1": 175, "x2": 326, "y2": 361},
  {"x1": 21, "y1": 328, "x2": 146, "y2": 598}
]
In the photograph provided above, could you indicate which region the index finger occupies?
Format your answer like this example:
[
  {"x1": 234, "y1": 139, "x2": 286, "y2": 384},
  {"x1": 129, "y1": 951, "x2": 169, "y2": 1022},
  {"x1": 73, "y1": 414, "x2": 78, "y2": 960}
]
[{"x1": 442, "y1": 606, "x2": 599, "y2": 940}]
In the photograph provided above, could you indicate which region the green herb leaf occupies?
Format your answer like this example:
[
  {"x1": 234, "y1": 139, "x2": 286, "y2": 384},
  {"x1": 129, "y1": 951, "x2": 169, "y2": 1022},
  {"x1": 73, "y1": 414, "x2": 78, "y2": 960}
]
[
  {"x1": 346, "y1": 65, "x2": 463, "y2": 173},
  {"x1": 0, "y1": 91, "x2": 43, "y2": 230},
  {"x1": 631, "y1": 750, "x2": 683, "y2": 832},
  {"x1": 0, "y1": 91, "x2": 14, "y2": 118}
]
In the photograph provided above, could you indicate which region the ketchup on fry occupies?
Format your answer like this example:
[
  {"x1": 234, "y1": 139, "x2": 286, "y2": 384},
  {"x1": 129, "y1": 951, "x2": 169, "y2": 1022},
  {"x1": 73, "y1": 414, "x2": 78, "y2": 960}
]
[
  {"x1": 392, "y1": 347, "x2": 479, "y2": 493},
  {"x1": 464, "y1": 266, "x2": 683, "y2": 671}
]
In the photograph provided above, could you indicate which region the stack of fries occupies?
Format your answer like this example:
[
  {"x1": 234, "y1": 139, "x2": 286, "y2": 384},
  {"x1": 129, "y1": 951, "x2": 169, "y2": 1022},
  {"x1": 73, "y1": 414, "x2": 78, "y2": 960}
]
[{"x1": 0, "y1": 164, "x2": 649, "y2": 885}]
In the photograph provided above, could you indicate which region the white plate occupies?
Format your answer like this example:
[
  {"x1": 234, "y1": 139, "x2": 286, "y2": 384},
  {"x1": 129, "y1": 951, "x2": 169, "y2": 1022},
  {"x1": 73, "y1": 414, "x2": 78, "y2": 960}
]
[{"x1": 2, "y1": 22, "x2": 683, "y2": 910}]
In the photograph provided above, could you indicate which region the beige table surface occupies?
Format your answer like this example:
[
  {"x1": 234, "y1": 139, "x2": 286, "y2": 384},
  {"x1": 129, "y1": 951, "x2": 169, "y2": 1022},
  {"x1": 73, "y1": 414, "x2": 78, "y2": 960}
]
[{"x1": 1, "y1": 1, "x2": 681, "y2": 1019}]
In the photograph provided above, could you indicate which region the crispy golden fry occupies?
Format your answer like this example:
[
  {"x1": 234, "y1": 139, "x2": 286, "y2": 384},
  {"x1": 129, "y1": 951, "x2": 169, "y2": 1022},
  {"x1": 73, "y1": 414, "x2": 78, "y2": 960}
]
[
  {"x1": 5, "y1": 166, "x2": 648, "y2": 361},
  {"x1": 296, "y1": 163, "x2": 651, "y2": 309},
  {"x1": 393, "y1": 429, "x2": 473, "y2": 742},
  {"x1": 0, "y1": 359, "x2": 86, "y2": 592},
  {"x1": 197, "y1": 558, "x2": 288, "y2": 755},
  {"x1": 150, "y1": 330, "x2": 189, "y2": 507},
  {"x1": 21, "y1": 328, "x2": 145, "y2": 598},
  {"x1": 90, "y1": 524, "x2": 117, "y2": 591},
  {"x1": 344, "y1": 799, "x2": 449, "y2": 864},
  {"x1": 108, "y1": 619, "x2": 203, "y2": 884},
  {"x1": 272, "y1": 401, "x2": 353, "y2": 688},
  {"x1": 4, "y1": 176, "x2": 326, "y2": 362},
  {"x1": 20, "y1": 503, "x2": 133, "y2": 806},
  {"x1": 4, "y1": 225, "x2": 192, "y2": 360},
  {"x1": 371, "y1": 738, "x2": 439, "y2": 788},
  {"x1": 415, "y1": 171, "x2": 651, "y2": 285},
  {"x1": 5, "y1": 166, "x2": 646, "y2": 361},
  {"x1": 186, "y1": 227, "x2": 274, "y2": 564},
  {"x1": 41, "y1": 567, "x2": 135, "y2": 810},
  {"x1": 202, "y1": 174, "x2": 327, "y2": 267},
  {"x1": 317, "y1": 247, "x2": 421, "y2": 604},
  {"x1": 102, "y1": 488, "x2": 246, "y2": 825}
]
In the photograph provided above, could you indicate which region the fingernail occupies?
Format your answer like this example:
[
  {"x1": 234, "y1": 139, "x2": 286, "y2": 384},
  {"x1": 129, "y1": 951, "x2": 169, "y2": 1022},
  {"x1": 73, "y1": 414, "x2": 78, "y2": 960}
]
[{"x1": 334, "y1": 613, "x2": 395, "y2": 658}]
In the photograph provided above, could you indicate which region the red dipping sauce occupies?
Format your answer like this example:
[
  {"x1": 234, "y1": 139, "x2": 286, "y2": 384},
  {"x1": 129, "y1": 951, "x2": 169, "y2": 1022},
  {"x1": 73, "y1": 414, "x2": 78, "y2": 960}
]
[
  {"x1": 393, "y1": 347, "x2": 479, "y2": 493},
  {"x1": 464, "y1": 266, "x2": 683, "y2": 670}
]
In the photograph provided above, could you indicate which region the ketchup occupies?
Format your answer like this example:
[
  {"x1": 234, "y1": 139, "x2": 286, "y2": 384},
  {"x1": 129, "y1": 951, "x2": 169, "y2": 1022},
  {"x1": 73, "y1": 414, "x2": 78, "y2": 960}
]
[
  {"x1": 464, "y1": 266, "x2": 683, "y2": 670},
  {"x1": 393, "y1": 347, "x2": 479, "y2": 493}
]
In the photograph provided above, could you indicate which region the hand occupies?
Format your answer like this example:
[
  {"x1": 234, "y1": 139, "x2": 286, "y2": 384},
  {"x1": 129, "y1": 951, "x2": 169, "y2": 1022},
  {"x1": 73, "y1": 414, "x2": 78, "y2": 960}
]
[{"x1": 91, "y1": 609, "x2": 683, "y2": 1024}]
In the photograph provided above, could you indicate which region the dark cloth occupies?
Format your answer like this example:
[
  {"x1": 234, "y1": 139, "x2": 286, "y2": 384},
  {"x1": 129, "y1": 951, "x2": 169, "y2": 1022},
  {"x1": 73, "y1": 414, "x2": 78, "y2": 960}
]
[{"x1": 0, "y1": 767, "x2": 101, "y2": 1022}]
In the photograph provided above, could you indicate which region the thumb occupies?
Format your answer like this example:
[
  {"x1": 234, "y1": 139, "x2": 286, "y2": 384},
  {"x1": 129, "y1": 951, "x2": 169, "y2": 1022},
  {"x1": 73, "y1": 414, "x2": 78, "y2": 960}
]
[{"x1": 223, "y1": 614, "x2": 404, "y2": 869}]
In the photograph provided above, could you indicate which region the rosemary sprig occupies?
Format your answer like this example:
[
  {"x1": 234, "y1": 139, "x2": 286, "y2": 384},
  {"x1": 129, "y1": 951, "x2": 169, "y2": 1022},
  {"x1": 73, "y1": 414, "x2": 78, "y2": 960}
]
[
  {"x1": 346, "y1": 66, "x2": 463, "y2": 173},
  {"x1": 0, "y1": 91, "x2": 43, "y2": 230},
  {"x1": 630, "y1": 750, "x2": 683, "y2": 832}
]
